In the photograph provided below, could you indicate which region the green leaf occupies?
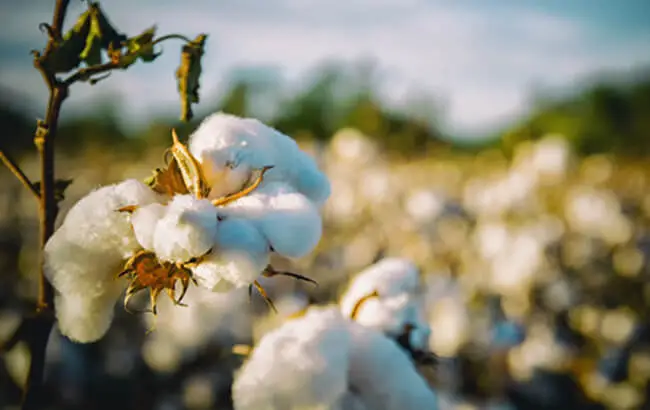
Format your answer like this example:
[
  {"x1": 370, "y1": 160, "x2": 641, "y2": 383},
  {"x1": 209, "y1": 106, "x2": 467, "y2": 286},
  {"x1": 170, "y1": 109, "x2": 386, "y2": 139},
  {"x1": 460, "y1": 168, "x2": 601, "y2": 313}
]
[
  {"x1": 121, "y1": 26, "x2": 160, "y2": 68},
  {"x1": 176, "y1": 34, "x2": 207, "y2": 122},
  {"x1": 31, "y1": 179, "x2": 74, "y2": 202}
]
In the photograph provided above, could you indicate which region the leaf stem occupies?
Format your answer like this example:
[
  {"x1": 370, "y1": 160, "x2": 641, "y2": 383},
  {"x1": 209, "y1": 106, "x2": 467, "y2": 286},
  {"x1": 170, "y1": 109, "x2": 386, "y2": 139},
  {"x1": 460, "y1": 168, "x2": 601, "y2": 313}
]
[
  {"x1": 62, "y1": 61, "x2": 120, "y2": 86},
  {"x1": 153, "y1": 33, "x2": 193, "y2": 45}
]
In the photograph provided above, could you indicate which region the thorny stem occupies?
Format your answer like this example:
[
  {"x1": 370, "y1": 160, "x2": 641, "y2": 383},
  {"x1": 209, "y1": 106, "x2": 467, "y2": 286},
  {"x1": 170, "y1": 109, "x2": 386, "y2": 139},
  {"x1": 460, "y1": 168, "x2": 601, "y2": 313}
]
[{"x1": 0, "y1": 151, "x2": 40, "y2": 199}]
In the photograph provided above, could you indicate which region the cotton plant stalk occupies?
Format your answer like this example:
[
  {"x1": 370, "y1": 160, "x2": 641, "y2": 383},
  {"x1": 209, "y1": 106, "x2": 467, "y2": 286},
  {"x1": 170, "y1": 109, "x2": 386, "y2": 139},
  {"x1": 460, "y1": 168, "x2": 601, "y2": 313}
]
[{"x1": 44, "y1": 112, "x2": 331, "y2": 343}]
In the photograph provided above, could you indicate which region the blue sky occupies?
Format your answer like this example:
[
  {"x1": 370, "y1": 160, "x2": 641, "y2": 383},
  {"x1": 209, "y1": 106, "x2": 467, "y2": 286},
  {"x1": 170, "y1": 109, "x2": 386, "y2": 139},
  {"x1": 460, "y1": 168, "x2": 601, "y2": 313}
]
[{"x1": 1, "y1": 0, "x2": 649, "y2": 140}]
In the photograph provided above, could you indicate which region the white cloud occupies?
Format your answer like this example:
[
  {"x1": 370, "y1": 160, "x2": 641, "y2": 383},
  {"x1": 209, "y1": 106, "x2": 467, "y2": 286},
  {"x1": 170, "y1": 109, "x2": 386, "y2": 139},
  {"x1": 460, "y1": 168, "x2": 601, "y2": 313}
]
[{"x1": 1, "y1": 0, "x2": 649, "y2": 138}]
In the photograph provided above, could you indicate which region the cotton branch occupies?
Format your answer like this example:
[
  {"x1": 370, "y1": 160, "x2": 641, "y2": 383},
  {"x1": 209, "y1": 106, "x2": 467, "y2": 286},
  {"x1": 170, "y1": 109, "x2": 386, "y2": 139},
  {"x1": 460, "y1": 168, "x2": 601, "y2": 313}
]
[
  {"x1": 0, "y1": 151, "x2": 40, "y2": 199},
  {"x1": 0, "y1": 1, "x2": 208, "y2": 408}
]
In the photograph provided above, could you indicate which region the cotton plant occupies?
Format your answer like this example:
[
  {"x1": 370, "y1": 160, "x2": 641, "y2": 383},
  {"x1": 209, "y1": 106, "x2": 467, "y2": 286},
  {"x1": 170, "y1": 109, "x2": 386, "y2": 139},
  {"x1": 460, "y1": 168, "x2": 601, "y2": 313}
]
[
  {"x1": 339, "y1": 258, "x2": 435, "y2": 365},
  {"x1": 232, "y1": 305, "x2": 438, "y2": 410},
  {"x1": 44, "y1": 112, "x2": 330, "y2": 343}
]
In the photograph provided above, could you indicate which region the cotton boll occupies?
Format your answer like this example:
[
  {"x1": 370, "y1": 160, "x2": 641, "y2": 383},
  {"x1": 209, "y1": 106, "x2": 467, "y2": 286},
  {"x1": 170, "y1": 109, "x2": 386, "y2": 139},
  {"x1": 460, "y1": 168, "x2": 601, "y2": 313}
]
[
  {"x1": 347, "y1": 323, "x2": 438, "y2": 410},
  {"x1": 153, "y1": 195, "x2": 219, "y2": 263},
  {"x1": 340, "y1": 258, "x2": 421, "y2": 317},
  {"x1": 350, "y1": 293, "x2": 413, "y2": 335},
  {"x1": 188, "y1": 112, "x2": 330, "y2": 205},
  {"x1": 232, "y1": 306, "x2": 351, "y2": 410},
  {"x1": 220, "y1": 182, "x2": 323, "y2": 259},
  {"x1": 130, "y1": 203, "x2": 166, "y2": 250},
  {"x1": 54, "y1": 282, "x2": 123, "y2": 343},
  {"x1": 192, "y1": 218, "x2": 269, "y2": 291},
  {"x1": 45, "y1": 179, "x2": 161, "y2": 299},
  {"x1": 292, "y1": 151, "x2": 331, "y2": 207},
  {"x1": 50, "y1": 178, "x2": 161, "y2": 259}
]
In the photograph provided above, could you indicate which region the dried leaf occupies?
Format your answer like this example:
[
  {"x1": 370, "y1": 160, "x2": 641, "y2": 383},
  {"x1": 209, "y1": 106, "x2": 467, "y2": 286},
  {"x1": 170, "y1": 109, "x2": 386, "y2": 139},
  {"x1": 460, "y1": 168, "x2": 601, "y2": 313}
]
[
  {"x1": 31, "y1": 179, "x2": 73, "y2": 202},
  {"x1": 176, "y1": 34, "x2": 207, "y2": 121},
  {"x1": 80, "y1": 3, "x2": 126, "y2": 66},
  {"x1": 41, "y1": 10, "x2": 92, "y2": 73},
  {"x1": 121, "y1": 26, "x2": 160, "y2": 68},
  {"x1": 92, "y1": 3, "x2": 126, "y2": 50}
]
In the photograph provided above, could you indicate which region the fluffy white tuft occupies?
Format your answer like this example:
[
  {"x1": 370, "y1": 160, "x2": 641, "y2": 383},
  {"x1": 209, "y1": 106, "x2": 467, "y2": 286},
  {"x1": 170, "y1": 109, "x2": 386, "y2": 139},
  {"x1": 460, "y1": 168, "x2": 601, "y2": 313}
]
[
  {"x1": 188, "y1": 112, "x2": 330, "y2": 206},
  {"x1": 220, "y1": 181, "x2": 323, "y2": 259},
  {"x1": 54, "y1": 283, "x2": 123, "y2": 343},
  {"x1": 232, "y1": 306, "x2": 438, "y2": 410},
  {"x1": 130, "y1": 203, "x2": 166, "y2": 250},
  {"x1": 340, "y1": 258, "x2": 421, "y2": 317},
  {"x1": 347, "y1": 322, "x2": 438, "y2": 410},
  {"x1": 340, "y1": 258, "x2": 432, "y2": 355},
  {"x1": 191, "y1": 218, "x2": 269, "y2": 291},
  {"x1": 232, "y1": 306, "x2": 351, "y2": 410},
  {"x1": 44, "y1": 179, "x2": 162, "y2": 341},
  {"x1": 153, "y1": 195, "x2": 219, "y2": 263}
]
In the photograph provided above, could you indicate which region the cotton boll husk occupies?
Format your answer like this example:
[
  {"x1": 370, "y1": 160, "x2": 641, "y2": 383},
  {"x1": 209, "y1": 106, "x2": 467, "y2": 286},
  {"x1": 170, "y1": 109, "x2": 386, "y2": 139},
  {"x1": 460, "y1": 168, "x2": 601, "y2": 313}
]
[
  {"x1": 188, "y1": 112, "x2": 330, "y2": 205},
  {"x1": 220, "y1": 182, "x2": 323, "y2": 259},
  {"x1": 191, "y1": 218, "x2": 269, "y2": 291},
  {"x1": 340, "y1": 258, "x2": 420, "y2": 317},
  {"x1": 130, "y1": 203, "x2": 166, "y2": 250},
  {"x1": 54, "y1": 281, "x2": 123, "y2": 343},
  {"x1": 44, "y1": 179, "x2": 161, "y2": 299},
  {"x1": 347, "y1": 323, "x2": 438, "y2": 410},
  {"x1": 153, "y1": 195, "x2": 219, "y2": 263},
  {"x1": 232, "y1": 306, "x2": 351, "y2": 410}
]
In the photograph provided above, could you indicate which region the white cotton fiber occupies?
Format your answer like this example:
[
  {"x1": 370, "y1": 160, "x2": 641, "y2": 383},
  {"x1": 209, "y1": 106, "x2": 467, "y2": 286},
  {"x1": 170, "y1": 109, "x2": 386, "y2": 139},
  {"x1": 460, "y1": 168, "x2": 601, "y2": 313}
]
[
  {"x1": 219, "y1": 181, "x2": 323, "y2": 259},
  {"x1": 341, "y1": 258, "x2": 420, "y2": 302},
  {"x1": 191, "y1": 218, "x2": 269, "y2": 291},
  {"x1": 188, "y1": 112, "x2": 331, "y2": 206},
  {"x1": 232, "y1": 306, "x2": 351, "y2": 410},
  {"x1": 340, "y1": 258, "x2": 420, "y2": 318},
  {"x1": 347, "y1": 323, "x2": 438, "y2": 410},
  {"x1": 130, "y1": 203, "x2": 166, "y2": 250},
  {"x1": 44, "y1": 179, "x2": 161, "y2": 298},
  {"x1": 153, "y1": 195, "x2": 219, "y2": 263},
  {"x1": 340, "y1": 258, "x2": 433, "y2": 357},
  {"x1": 348, "y1": 293, "x2": 412, "y2": 334},
  {"x1": 54, "y1": 282, "x2": 123, "y2": 343},
  {"x1": 44, "y1": 179, "x2": 162, "y2": 342}
]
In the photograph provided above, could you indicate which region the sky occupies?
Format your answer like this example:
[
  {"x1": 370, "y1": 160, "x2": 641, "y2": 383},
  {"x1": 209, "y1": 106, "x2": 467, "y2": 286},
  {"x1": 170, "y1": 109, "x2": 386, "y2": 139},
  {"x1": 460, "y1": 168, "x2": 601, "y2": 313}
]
[{"x1": 0, "y1": 0, "x2": 649, "y2": 140}]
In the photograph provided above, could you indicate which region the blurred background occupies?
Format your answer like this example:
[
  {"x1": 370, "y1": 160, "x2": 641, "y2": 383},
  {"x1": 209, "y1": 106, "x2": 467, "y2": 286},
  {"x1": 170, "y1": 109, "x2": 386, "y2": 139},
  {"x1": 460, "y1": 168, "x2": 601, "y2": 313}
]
[{"x1": 1, "y1": 0, "x2": 650, "y2": 409}]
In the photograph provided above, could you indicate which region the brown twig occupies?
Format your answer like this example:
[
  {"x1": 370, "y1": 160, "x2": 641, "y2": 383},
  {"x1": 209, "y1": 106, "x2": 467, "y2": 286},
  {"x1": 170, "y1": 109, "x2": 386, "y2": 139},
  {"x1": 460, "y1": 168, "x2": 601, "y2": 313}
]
[
  {"x1": 62, "y1": 61, "x2": 120, "y2": 86},
  {"x1": 18, "y1": 1, "x2": 71, "y2": 409},
  {"x1": 0, "y1": 151, "x2": 40, "y2": 199}
]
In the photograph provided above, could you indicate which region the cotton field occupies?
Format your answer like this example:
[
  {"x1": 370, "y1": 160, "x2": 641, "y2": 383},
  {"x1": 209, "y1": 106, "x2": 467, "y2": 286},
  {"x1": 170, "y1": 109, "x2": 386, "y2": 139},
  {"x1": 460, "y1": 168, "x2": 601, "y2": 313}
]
[{"x1": 1, "y1": 123, "x2": 650, "y2": 410}]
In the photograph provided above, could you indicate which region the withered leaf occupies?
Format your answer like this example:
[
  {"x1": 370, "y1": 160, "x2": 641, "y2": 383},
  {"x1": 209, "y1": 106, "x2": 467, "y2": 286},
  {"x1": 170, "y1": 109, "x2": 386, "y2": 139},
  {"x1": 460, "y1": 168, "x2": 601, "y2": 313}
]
[
  {"x1": 31, "y1": 178, "x2": 73, "y2": 202},
  {"x1": 80, "y1": 3, "x2": 126, "y2": 66},
  {"x1": 176, "y1": 34, "x2": 207, "y2": 122},
  {"x1": 41, "y1": 9, "x2": 92, "y2": 73},
  {"x1": 144, "y1": 158, "x2": 189, "y2": 196},
  {"x1": 121, "y1": 26, "x2": 160, "y2": 68},
  {"x1": 92, "y1": 2, "x2": 127, "y2": 50}
]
